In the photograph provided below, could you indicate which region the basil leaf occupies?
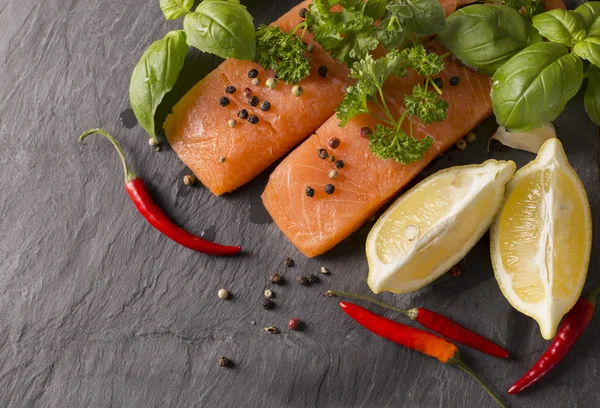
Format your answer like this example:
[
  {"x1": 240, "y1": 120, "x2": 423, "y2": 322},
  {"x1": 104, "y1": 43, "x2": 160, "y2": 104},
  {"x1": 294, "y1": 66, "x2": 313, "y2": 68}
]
[
  {"x1": 364, "y1": 0, "x2": 386, "y2": 20},
  {"x1": 584, "y1": 66, "x2": 600, "y2": 126},
  {"x1": 574, "y1": 36, "x2": 600, "y2": 68},
  {"x1": 404, "y1": 0, "x2": 446, "y2": 35},
  {"x1": 129, "y1": 30, "x2": 188, "y2": 142},
  {"x1": 377, "y1": 16, "x2": 405, "y2": 50},
  {"x1": 575, "y1": 2, "x2": 600, "y2": 31},
  {"x1": 184, "y1": 1, "x2": 255, "y2": 60},
  {"x1": 491, "y1": 42, "x2": 583, "y2": 132},
  {"x1": 531, "y1": 9, "x2": 586, "y2": 46},
  {"x1": 159, "y1": 0, "x2": 193, "y2": 20},
  {"x1": 436, "y1": 5, "x2": 533, "y2": 75}
]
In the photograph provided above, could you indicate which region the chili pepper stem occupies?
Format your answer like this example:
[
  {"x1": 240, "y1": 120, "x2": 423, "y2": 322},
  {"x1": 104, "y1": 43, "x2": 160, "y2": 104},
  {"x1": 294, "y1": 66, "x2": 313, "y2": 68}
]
[
  {"x1": 450, "y1": 357, "x2": 507, "y2": 408},
  {"x1": 79, "y1": 128, "x2": 138, "y2": 184},
  {"x1": 584, "y1": 284, "x2": 600, "y2": 304},
  {"x1": 326, "y1": 290, "x2": 418, "y2": 320}
]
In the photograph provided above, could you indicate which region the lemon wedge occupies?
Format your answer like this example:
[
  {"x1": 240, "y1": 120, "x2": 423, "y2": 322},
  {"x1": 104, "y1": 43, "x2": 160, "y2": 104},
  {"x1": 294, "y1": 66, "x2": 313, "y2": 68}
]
[
  {"x1": 367, "y1": 159, "x2": 516, "y2": 294},
  {"x1": 491, "y1": 138, "x2": 592, "y2": 340}
]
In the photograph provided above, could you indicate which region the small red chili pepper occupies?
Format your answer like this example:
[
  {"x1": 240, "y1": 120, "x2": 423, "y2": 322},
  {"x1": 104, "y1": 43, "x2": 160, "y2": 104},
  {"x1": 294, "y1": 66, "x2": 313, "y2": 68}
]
[
  {"x1": 326, "y1": 291, "x2": 509, "y2": 358},
  {"x1": 508, "y1": 284, "x2": 600, "y2": 394},
  {"x1": 78, "y1": 129, "x2": 242, "y2": 256},
  {"x1": 340, "y1": 302, "x2": 506, "y2": 408}
]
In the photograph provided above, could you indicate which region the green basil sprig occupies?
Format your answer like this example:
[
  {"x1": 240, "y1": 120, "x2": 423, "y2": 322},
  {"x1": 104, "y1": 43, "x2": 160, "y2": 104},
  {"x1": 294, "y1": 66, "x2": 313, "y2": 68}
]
[
  {"x1": 436, "y1": 5, "x2": 538, "y2": 75},
  {"x1": 584, "y1": 66, "x2": 600, "y2": 126},
  {"x1": 575, "y1": 2, "x2": 600, "y2": 31},
  {"x1": 184, "y1": 0, "x2": 256, "y2": 60},
  {"x1": 491, "y1": 42, "x2": 583, "y2": 132},
  {"x1": 403, "y1": 0, "x2": 446, "y2": 35},
  {"x1": 160, "y1": 0, "x2": 193, "y2": 20},
  {"x1": 531, "y1": 9, "x2": 586, "y2": 46},
  {"x1": 129, "y1": 30, "x2": 188, "y2": 143}
]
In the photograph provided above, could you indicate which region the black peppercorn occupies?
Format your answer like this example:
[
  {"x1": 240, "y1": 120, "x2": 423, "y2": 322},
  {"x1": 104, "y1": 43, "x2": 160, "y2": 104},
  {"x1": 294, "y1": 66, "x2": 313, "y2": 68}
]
[
  {"x1": 449, "y1": 76, "x2": 460, "y2": 86},
  {"x1": 218, "y1": 356, "x2": 232, "y2": 367},
  {"x1": 361, "y1": 127, "x2": 372, "y2": 138},
  {"x1": 318, "y1": 65, "x2": 328, "y2": 78},
  {"x1": 225, "y1": 86, "x2": 236, "y2": 94},
  {"x1": 296, "y1": 276, "x2": 309, "y2": 285},
  {"x1": 262, "y1": 298, "x2": 274, "y2": 309},
  {"x1": 306, "y1": 186, "x2": 315, "y2": 197},
  {"x1": 243, "y1": 88, "x2": 252, "y2": 98},
  {"x1": 271, "y1": 273, "x2": 283, "y2": 284},
  {"x1": 249, "y1": 96, "x2": 259, "y2": 107},
  {"x1": 298, "y1": 7, "x2": 308, "y2": 18},
  {"x1": 433, "y1": 78, "x2": 443, "y2": 89},
  {"x1": 238, "y1": 109, "x2": 249, "y2": 119},
  {"x1": 260, "y1": 101, "x2": 271, "y2": 111},
  {"x1": 248, "y1": 115, "x2": 259, "y2": 125},
  {"x1": 248, "y1": 69, "x2": 258, "y2": 78},
  {"x1": 307, "y1": 274, "x2": 318, "y2": 284},
  {"x1": 334, "y1": 160, "x2": 344, "y2": 169},
  {"x1": 219, "y1": 96, "x2": 230, "y2": 107},
  {"x1": 318, "y1": 148, "x2": 328, "y2": 159},
  {"x1": 328, "y1": 137, "x2": 340, "y2": 149},
  {"x1": 284, "y1": 257, "x2": 295, "y2": 267},
  {"x1": 325, "y1": 184, "x2": 335, "y2": 194}
]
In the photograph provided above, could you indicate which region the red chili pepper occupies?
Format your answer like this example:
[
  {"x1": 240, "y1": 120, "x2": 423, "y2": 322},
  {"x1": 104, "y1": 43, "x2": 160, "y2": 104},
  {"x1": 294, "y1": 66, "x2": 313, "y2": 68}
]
[
  {"x1": 79, "y1": 129, "x2": 242, "y2": 256},
  {"x1": 326, "y1": 291, "x2": 509, "y2": 358},
  {"x1": 508, "y1": 284, "x2": 600, "y2": 394},
  {"x1": 340, "y1": 302, "x2": 506, "y2": 408}
]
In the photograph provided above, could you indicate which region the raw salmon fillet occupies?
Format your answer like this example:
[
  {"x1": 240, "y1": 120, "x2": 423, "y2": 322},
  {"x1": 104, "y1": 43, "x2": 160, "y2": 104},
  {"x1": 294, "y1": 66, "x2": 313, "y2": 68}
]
[
  {"x1": 262, "y1": 54, "x2": 494, "y2": 257},
  {"x1": 164, "y1": 1, "x2": 350, "y2": 195}
]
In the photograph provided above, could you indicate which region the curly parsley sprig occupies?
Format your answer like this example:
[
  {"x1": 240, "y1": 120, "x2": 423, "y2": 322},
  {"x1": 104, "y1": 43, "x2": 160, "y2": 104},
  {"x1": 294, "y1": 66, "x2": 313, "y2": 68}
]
[{"x1": 336, "y1": 45, "x2": 448, "y2": 164}]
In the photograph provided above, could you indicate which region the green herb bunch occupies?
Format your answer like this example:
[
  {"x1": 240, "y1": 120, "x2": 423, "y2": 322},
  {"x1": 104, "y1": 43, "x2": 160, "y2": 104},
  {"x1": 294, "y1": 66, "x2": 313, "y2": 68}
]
[{"x1": 437, "y1": 2, "x2": 600, "y2": 131}]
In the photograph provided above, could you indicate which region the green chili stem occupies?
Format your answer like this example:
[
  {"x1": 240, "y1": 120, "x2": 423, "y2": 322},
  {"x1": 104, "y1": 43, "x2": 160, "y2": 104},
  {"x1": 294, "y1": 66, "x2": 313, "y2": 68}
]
[
  {"x1": 325, "y1": 291, "x2": 417, "y2": 320},
  {"x1": 78, "y1": 128, "x2": 138, "y2": 184},
  {"x1": 450, "y1": 357, "x2": 507, "y2": 408},
  {"x1": 584, "y1": 284, "x2": 600, "y2": 305}
]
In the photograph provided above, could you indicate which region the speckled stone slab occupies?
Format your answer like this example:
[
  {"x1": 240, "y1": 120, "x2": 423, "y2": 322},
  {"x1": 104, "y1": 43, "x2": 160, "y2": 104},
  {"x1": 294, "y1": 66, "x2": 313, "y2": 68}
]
[{"x1": 0, "y1": 0, "x2": 598, "y2": 407}]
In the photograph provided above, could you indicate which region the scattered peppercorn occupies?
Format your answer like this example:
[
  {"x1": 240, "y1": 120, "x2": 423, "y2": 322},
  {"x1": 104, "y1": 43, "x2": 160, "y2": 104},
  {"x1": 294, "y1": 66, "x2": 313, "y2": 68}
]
[
  {"x1": 228, "y1": 119, "x2": 237, "y2": 128},
  {"x1": 306, "y1": 186, "x2": 315, "y2": 197},
  {"x1": 456, "y1": 139, "x2": 467, "y2": 150},
  {"x1": 250, "y1": 320, "x2": 256, "y2": 325},
  {"x1": 433, "y1": 78, "x2": 443, "y2": 89},
  {"x1": 183, "y1": 175, "x2": 195, "y2": 186},
  {"x1": 148, "y1": 138, "x2": 158, "y2": 147},
  {"x1": 154, "y1": 146, "x2": 161, "y2": 152},
  {"x1": 324, "y1": 184, "x2": 335, "y2": 194},
  {"x1": 328, "y1": 169, "x2": 338, "y2": 180},
  {"x1": 334, "y1": 160, "x2": 344, "y2": 169},
  {"x1": 270, "y1": 273, "x2": 283, "y2": 285},
  {"x1": 260, "y1": 101, "x2": 271, "y2": 111},
  {"x1": 262, "y1": 298, "x2": 274, "y2": 309},
  {"x1": 249, "y1": 96, "x2": 259, "y2": 107},
  {"x1": 328, "y1": 137, "x2": 340, "y2": 149},
  {"x1": 238, "y1": 109, "x2": 249, "y2": 119},
  {"x1": 274, "y1": 73, "x2": 279, "y2": 79},
  {"x1": 248, "y1": 69, "x2": 258, "y2": 78},
  {"x1": 465, "y1": 132, "x2": 477, "y2": 144},
  {"x1": 449, "y1": 263, "x2": 462, "y2": 277},
  {"x1": 248, "y1": 115, "x2": 259, "y2": 125},
  {"x1": 264, "y1": 289, "x2": 273, "y2": 298},
  {"x1": 307, "y1": 44, "x2": 316, "y2": 53},
  {"x1": 328, "y1": 155, "x2": 335, "y2": 162},
  {"x1": 307, "y1": 274, "x2": 318, "y2": 284},
  {"x1": 219, "y1": 96, "x2": 230, "y2": 107},
  {"x1": 266, "y1": 78, "x2": 278, "y2": 89},
  {"x1": 298, "y1": 7, "x2": 308, "y2": 18},
  {"x1": 264, "y1": 326, "x2": 279, "y2": 334},
  {"x1": 449, "y1": 76, "x2": 460, "y2": 86},
  {"x1": 225, "y1": 86, "x2": 236, "y2": 94},
  {"x1": 219, "y1": 156, "x2": 226, "y2": 163},
  {"x1": 292, "y1": 85, "x2": 303, "y2": 97},
  {"x1": 320, "y1": 266, "x2": 329, "y2": 274},
  {"x1": 243, "y1": 88, "x2": 252, "y2": 98},
  {"x1": 318, "y1": 65, "x2": 328, "y2": 78},
  {"x1": 288, "y1": 318, "x2": 301, "y2": 331},
  {"x1": 296, "y1": 276, "x2": 309, "y2": 285},
  {"x1": 252, "y1": 78, "x2": 260, "y2": 86},
  {"x1": 284, "y1": 257, "x2": 295, "y2": 267},
  {"x1": 218, "y1": 356, "x2": 232, "y2": 367},
  {"x1": 361, "y1": 127, "x2": 372, "y2": 138},
  {"x1": 218, "y1": 288, "x2": 229, "y2": 299},
  {"x1": 318, "y1": 148, "x2": 328, "y2": 159}
]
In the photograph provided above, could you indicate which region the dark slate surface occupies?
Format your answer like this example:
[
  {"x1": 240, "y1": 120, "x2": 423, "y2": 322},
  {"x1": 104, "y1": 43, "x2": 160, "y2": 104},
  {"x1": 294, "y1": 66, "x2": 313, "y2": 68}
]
[{"x1": 1, "y1": 0, "x2": 598, "y2": 407}]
